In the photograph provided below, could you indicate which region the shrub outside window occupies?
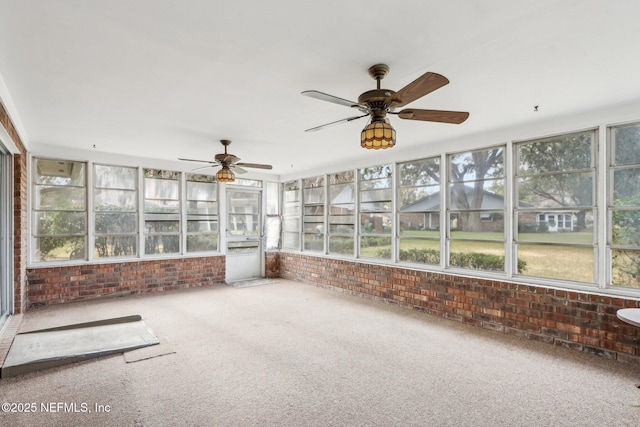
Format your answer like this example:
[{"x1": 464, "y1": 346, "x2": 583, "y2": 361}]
[
  {"x1": 94, "y1": 164, "x2": 137, "y2": 258},
  {"x1": 328, "y1": 171, "x2": 355, "y2": 256},
  {"x1": 303, "y1": 176, "x2": 325, "y2": 252},
  {"x1": 143, "y1": 169, "x2": 180, "y2": 255},
  {"x1": 515, "y1": 130, "x2": 596, "y2": 282},
  {"x1": 282, "y1": 180, "x2": 301, "y2": 250},
  {"x1": 448, "y1": 147, "x2": 506, "y2": 272},
  {"x1": 359, "y1": 165, "x2": 392, "y2": 259},
  {"x1": 186, "y1": 173, "x2": 218, "y2": 253},
  {"x1": 33, "y1": 159, "x2": 87, "y2": 262},
  {"x1": 609, "y1": 123, "x2": 640, "y2": 288},
  {"x1": 397, "y1": 157, "x2": 441, "y2": 265}
]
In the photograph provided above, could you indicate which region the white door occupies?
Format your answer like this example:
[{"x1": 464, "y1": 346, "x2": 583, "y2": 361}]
[{"x1": 225, "y1": 188, "x2": 263, "y2": 282}]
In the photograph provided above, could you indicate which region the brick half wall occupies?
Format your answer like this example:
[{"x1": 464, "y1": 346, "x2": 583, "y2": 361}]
[
  {"x1": 26, "y1": 255, "x2": 226, "y2": 308},
  {"x1": 278, "y1": 252, "x2": 640, "y2": 366}
]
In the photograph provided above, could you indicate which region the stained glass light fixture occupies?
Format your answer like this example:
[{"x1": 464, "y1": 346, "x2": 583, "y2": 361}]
[
  {"x1": 216, "y1": 165, "x2": 235, "y2": 182},
  {"x1": 361, "y1": 118, "x2": 396, "y2": 150}
]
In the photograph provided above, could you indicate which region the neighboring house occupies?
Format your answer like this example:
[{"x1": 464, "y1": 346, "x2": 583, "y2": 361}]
[
  {"x1": 399, "y1": 186, "x2": 577, "y2": 232},
  {"x1": 535, "y1": 211, "x2": 577, "y2": 232}
]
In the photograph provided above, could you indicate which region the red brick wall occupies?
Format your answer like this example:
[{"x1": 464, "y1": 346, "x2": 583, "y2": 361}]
[
  {"x1": 26, "y1": 256, "x2": 226, "y2": 308},
  {"x1": 0, "y1": 101, "x2": 28, "y2": 314},
  {"x1": 278, "y1": 252, "x2": 640, "y2": 366},
  {"x1": 265, "y1": 251, "x2": 279, "y2": 278}
]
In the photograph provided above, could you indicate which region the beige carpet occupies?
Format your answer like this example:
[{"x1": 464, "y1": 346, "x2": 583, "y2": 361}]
[{"x1": 0, "y1": 279, "x2": 639, "y2": 426}]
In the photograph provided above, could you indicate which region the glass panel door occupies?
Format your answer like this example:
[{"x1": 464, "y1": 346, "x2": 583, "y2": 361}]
[{"x1": 226, "y1": 188, "x2": 263, "y2": 281}]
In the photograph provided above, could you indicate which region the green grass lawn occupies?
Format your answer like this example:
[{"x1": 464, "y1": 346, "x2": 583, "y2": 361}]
[{"x1": 363, "y1": 231, "x2": 596, "y2": 282}]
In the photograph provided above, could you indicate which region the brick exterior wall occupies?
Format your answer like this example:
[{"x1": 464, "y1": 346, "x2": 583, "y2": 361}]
[
  {"x1": 26, "y1": 256, "x2": 226, "y2": 308},
  {"x1": 265, "y1": 251, "x2": 280, "y2": 278},
  {"x1": 277, "y1": 252, "x2": 640, "y2": 366},
  {"x1": 0, "y1": 100, "x2": 28, "y2": 314}
]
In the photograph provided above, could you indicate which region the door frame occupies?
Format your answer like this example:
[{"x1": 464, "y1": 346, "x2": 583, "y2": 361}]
[
  {"x1": 0, "y1": 142, "x2": 14, "y2": 325},
  {"x1": 223, "y1": 185, "x2": 264, "y2": 282}
]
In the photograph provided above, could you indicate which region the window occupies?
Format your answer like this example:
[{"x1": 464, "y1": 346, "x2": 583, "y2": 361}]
[
  {"x1": 94, "y1": 164, "x2": 137, "y2": 258},
  {"x1": 303, "y1": 176, "x2": 325, "y2": 252},
  {"x1": 609, "y1": 122, "x2": 640, "y2": 288},
  {"x1": 328, "y1": 170, "x2": 355, "y2": 256},
  {"x1": 33, "y1": 159, "x2": 87, "y2": 262},
  {"x1": 515, "y1": 130, "x2": 596, "y2": 282},
  {"x1": 186, "y1": 173, "x2": 218, "y2": 253},
  {"x1": 448, "y1": 147, "x2": 505, "y2": 271},
  {"x1": 282, "y1": 180, "x2": 301, "y2": 250},
  {"x1": 143, "y1": 169, "x2": 180, "y2": 255},
  {"x1": 359, "y1": 165, "x2": 392, "y2": 259},
  {"x1": 397, "y1": 157, "x2": 441, "y2": 265}
]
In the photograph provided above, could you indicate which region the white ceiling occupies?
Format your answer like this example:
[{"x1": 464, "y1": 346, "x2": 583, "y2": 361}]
[{"x1": 1, "y1": 0, "x2": 640, "y2": 178}]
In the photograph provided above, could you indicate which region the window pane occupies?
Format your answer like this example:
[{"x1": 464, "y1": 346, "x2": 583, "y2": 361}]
[
  {"x1": 361, "y1": 213, "x2": 392, "y2": 235},
  {"x1": 187, "y1": 220, "x2": 218, "y2": 233},
  {"x1": 144, "y1": 199, "x2": 179, "y2": 213},
  {"x1": 95, "y1": 165, "x2": 136, "y2": 189},
  {"x1": 95, "y1": 213, "x2": 137, "y2": 234},
  {"x1": 517, "y1": 210, "x2": 592, "y2": 241},
  {"x1": 187, "y1": 181, "x2": 217, "y2": 201},
  {"x1": 283, "y1": 232, "x2": 299, "y2": 249},
  {"x1": 145, "y1": 220, "x2": 179, "y2": 233},
  {"x1": 145, "y1": 235, "x2": 180, "y2": 254},
  {"x1": 35, "y1": 186, "x2": 86, "y2": 210},
  {"x1": 330, "y1": 170, "x2": 355, "y2": 185},
  {"x1": 329, "y1": 183, "x2": 355, "y2": 204},
  {"x1": 399, "y1": 212, "x2": 439, "y2": 235},
  {"x1": 399, "y1": 238, "x2": 440, "y2": 265},
  {"x1": 450, "y1": 212, "x2": 504, "y2": 240},
  {"x1": 34, "y1": 236, "x2": 85, "y2": 262},
  {"x1": 517, "y1": 173, "x2": 593, "y2": 208},
  {"x1": 283, "y1": 180, "x2": 301, "y2": 250},
  {"x1": 94, "y1": 236, "x2": 137, "y2": 258},
  {"x1": 611, "y1": 249, "x2": 640, "y2": 288},
  {"x1": 35, "y1": 159, "x2": 85, "y2": 186},
  {"x1": 95, "y1": 189, "x2": 136, "y2": 211},
  {"x1": 328, "y1": 236, "x2": 354, "y2": 255},
  {"x1": 611, "y1": 210, "x2": 640, "y2": 245},
  {"x1": 35, "y1": 212, "x2": 85, "y2": 235},
  {"x1": 399, "y1": 158, "x2": 439, "y2": 187},
  {"x1": 329, "y1": 172, "x2": 355, "y2": 256},
  {"x1": 360, "y1": 236, "x2": 392, "y2": 259},
  {"x1": 517, "y1": 131, "x2": 593, "y2": 174},
  {"x1": 450, "y1": 181, "x2": 504, "y2": 210},
  {"x1": 450, "y1": 148, "x2": 504, "y2": 182},
  {"x1": 517, "y1": 244, "x2": 594, "y2": 282},
  {"x1": 228, "y1": 214, "x2": 259, "y2": 235},
  {"x1": 144, "y1": 177, "x2": 179, "y2": 200},
  {"x1": 613, "y1": 168, "x2": 640, "y2": 206},
  {"x1": 187, "y1": 235, "x2": 218, "y2": 252},
  {"x1": 187, "y1": 201, "x2": 218, "y2": 215},
  {"x1": 612, "y1": 124, "x2": 640, "y2": 166},
  {"x1": 282, "y1": 217, "x2": 300, "y2": 232},
  {"x1": 265, "y1": 182, "x2": 279, "y2": 215},
  {"x1": 449, "y1": 240, "x2": 505, "y2": 272}
]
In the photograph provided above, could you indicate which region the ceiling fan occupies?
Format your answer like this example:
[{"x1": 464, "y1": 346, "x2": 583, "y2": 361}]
[
  {"x1": 178, "y1": 139, "x2": 272, "y2": 182},
  {"x1": 302, "y1": 63, "x2": 469, "y2": 149}
]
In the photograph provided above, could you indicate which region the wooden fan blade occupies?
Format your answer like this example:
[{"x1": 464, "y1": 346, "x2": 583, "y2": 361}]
[
  {"x1": 397, "y1": 109, "x2": 469, "y2": 124},
  {"x1": 236, "y1": 162, "x2": 273, "y2": 170},
  {"x1": 304, "y1": 114, "x2": 368, "y2": 132},
  {"x1": 224, "y1": 154, "x2": 239, "y2": 163},
  {"x1": 178, "y1": 158, "x2": 217, "y2": 164},
  {"x1": 387, "y1": 72, "x2": 449, "y2": 107}
]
